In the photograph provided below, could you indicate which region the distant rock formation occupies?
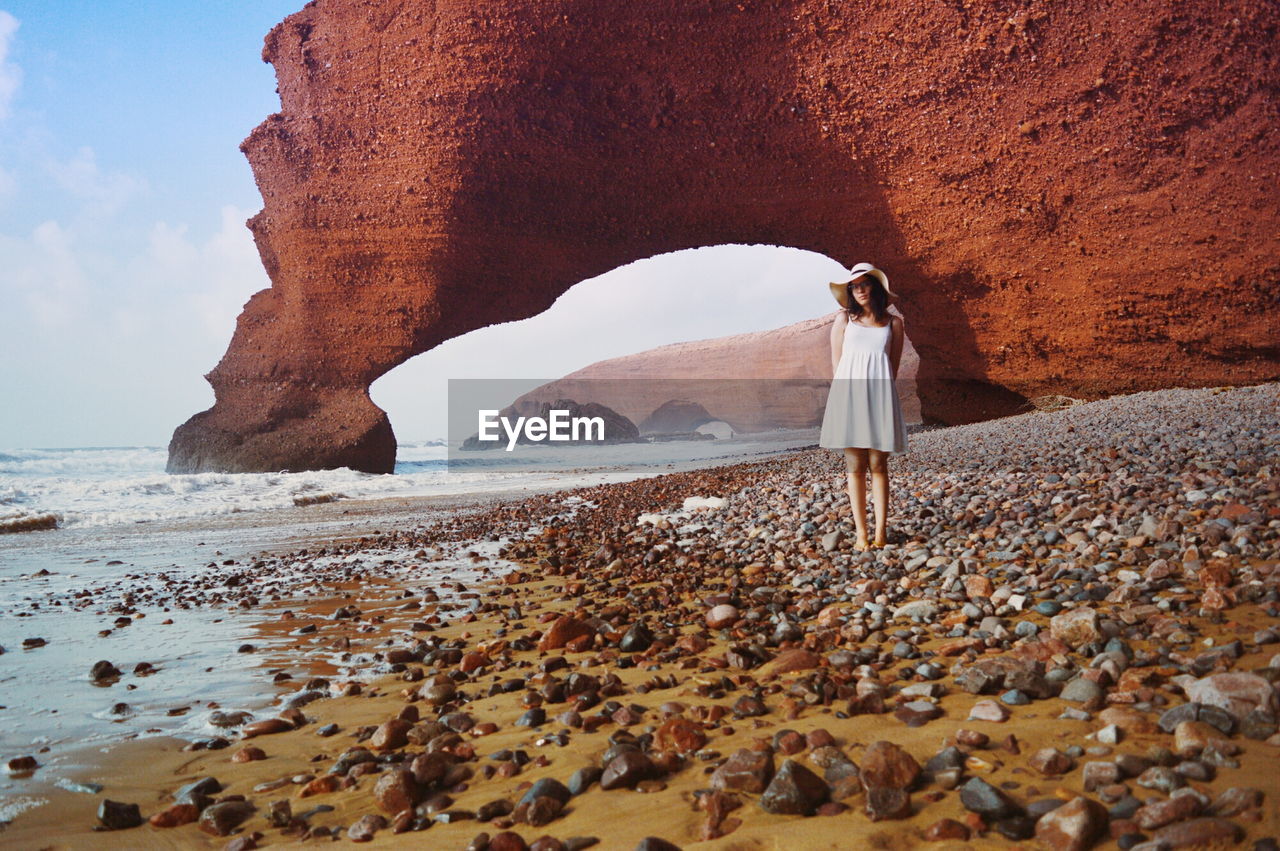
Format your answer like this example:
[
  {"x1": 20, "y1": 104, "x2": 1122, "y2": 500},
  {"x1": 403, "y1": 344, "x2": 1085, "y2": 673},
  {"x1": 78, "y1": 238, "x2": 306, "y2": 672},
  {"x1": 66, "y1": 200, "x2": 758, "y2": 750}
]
[
  {"x1": 169, "y1": 0, "x2": 1280, "y2": 472},
  {"x1": 640, "y1": 400, "x2": 716, "y2": 435},
  {"x1": 512, "y1": 314, "x2": 922, "y2": 433}
]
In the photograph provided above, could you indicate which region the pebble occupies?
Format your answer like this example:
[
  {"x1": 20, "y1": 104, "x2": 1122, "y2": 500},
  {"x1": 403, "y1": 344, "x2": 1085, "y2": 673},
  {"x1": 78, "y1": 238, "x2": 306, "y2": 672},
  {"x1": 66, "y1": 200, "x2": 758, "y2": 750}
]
[
  {"x1": 197, "y1": 800, "x2": 255, "y2": 836},
  {"x1": 706, "y1": 604, "x2": 739, "y2": 629},
  {"x1": 148, "y1": 803, "x2": 200, "y2": 828},
  {"x1": 1061, "y1": 678, "x2": 1105, "y2": 704},
  {"x1": 860, "y1": 741, "x2": 920, "y2": 791},
  {"x1": 6, "y1": 755, "x2": 38, "y2": 773},
  {"x1": 968, "y1": 700, "x2": 1010, "y2": 722},
  {"x1": 1000, "y1": 689, "x2": 1031, "y2": 706},
  {"x1": 711, "y1": 749, "x2": 773, "y2": 794},
  {"x1": 759, "y1": 759, "x2": 829, "y2": 815},
  {"x1": 1028, "y1": 748, "x2": 1073, "y2": 776},
  {"x1": 924, "y1": 818, "x2": 970, "y2": 840},
  {"x1": 1152, "y1": 817, "x2": 1243, "y2": 847},
  {"x1": 600, "y1": 751, "x2": 655, "y2": 790},
  {"x1": 89, "y1": 660, "x2": 121, "y2": 681},
  {"x1": 96, "y1": 800, "x2": 142, "y2": 830},
  {"x1": 241, "y1": 718, "x2": 292, "y2": 738},
  {"x1": 374, "y1": 769, "x2": 418, "y2": 813},
  {"x1": 959, "y1": 777, "x2": 1021, "y2": 820},
  {"x1": 865, "y1": 785, "x2": 912, "y2": 821},
  {"x1": 568, "y1": 766, "x2": 602, "y2": 795},
  {"x1": 893, "y1": 700, "x2": 943, "y2": 727},
  {"x1": 1095, "y1": 724, "x2": 1122, "y2": 745}
]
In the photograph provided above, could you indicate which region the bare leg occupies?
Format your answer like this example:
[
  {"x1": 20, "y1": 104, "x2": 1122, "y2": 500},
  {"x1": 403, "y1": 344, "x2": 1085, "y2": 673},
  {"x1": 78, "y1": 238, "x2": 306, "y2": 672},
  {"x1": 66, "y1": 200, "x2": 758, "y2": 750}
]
[
  {"x1": 868, "y1": 449, "x2": 890, "y2": 546},
  {"x1": 844, "y1": 448, "x2": 870, "y2": 550}
]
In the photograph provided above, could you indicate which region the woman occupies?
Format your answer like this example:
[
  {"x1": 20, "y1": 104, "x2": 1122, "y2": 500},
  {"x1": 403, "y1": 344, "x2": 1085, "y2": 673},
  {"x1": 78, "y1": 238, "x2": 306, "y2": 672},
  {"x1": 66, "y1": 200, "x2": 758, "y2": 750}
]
[{"x1": 819, "y1": 262, "x2": 908, "y2": 551}]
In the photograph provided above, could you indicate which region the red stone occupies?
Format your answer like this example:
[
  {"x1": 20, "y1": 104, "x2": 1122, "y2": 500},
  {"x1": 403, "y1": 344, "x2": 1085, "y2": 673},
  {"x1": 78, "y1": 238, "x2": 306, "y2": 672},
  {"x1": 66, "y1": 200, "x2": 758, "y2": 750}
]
[
  {"x1": 963, "y1": 575, "x2": 993, "y2": 599},
  {"x1": 860, "y1": 740, "x2": 920, "y2": 791},
  {"x1": 241, "y1": 718, "x2": 292, "y2": 738},
  {"x1": 232, "y1": 746, "x2": 266, "y2": 763},
  {"x1": 806, "y1": 729, "x2": 836, "y2": 749},
  {"x1": 371, "y1": 718, "x2": 413, "y2": 750},
  {"x1": 373, "y1": 769, "x2": 419, "y2": 814},
  {"x1": 924, "y1": 818, "x2": 970, "y2": 841},
  {"x1": 299, "y1": 775, "x2": 341, "y2": 797},
  {"x1": 656, "y1": 717, "x2": 708, "y2": 753},
  {"x1": 764, "y1": 649, "x2": 822, "y2": 674},
  {"x1": 460, "y1": 651, "x2": 489, "y2": 672},
  {"x1": 164, "y1": 0, "x2": 1280, "y2": 474},
  {"x1": 537, "y1": 616, "x2": 595, "y2": 652},
  {"x1": 149, "y1": 803, "x2": 200, "y2": 828}
]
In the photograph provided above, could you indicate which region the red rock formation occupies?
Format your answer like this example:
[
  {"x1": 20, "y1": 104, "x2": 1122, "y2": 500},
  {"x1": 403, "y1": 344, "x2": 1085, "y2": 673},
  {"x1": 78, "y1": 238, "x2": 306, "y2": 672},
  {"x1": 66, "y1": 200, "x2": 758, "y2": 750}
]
[
  {"x1": 510, "y1": 314, "x2": 923, "y2": 433},
  {"x1": 169, "y1": 0, "x2": 1280, "y2": 473}
]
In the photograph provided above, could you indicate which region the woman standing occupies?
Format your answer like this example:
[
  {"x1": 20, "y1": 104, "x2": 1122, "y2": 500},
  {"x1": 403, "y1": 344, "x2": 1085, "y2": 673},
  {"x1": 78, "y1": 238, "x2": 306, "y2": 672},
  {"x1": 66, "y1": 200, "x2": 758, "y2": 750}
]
[{"x1": 819, "y1": 262, "x2": 908, "y2": 551}]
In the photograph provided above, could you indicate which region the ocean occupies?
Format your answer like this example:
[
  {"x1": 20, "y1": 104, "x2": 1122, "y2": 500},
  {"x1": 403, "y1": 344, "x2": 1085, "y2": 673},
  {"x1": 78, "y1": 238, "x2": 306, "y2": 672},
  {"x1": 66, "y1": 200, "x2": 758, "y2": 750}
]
[{"x1": 0, "y1": 435, "x2": 822, "y2": 532}]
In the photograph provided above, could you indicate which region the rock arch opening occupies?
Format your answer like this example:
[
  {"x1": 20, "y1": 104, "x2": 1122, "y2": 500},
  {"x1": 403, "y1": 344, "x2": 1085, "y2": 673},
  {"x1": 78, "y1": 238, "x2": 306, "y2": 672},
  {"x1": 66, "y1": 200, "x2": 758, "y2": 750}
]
[{"x1": 370, "y1": 244, "x2": 924, "y2": 455}]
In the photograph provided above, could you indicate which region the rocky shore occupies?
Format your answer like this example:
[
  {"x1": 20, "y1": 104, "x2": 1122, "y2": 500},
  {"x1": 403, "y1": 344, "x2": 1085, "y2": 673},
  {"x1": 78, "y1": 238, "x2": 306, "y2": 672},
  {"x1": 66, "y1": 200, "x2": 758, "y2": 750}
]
[{"x1": 6, "y1": 382, "x2": 1279, "y2": 849}]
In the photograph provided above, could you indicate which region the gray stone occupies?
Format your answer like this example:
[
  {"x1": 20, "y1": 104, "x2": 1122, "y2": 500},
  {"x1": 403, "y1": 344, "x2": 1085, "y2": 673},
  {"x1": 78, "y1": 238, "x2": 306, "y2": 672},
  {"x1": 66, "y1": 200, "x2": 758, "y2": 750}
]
[
  {"x1": 1061, "y1": 678, "x2": 1105, "y2": 704},
  {"x1": 759, "y1": 759, "x2": 829, "y2": 815},
  {"x1": 568, "y1": 766, "x2": 602, "y2": 795},
  {"x1": 520, "y1": 777, "x2": 571, "y2": 807},
  {"x1": 959, "y1": 777, "x2": 1021, "y2": 820},
  {"x1": 173, "y1": 776, "x2": 222, "y2": 809},
  {"x1": 600, "y1": 751, "x2": 654, "y2": 790},
  {"x1": 97, "y1": 800, "x2": 142, "y2": 830},
  {"x1": 198, "y1": 800, "x2": 255, "y2": 836}
]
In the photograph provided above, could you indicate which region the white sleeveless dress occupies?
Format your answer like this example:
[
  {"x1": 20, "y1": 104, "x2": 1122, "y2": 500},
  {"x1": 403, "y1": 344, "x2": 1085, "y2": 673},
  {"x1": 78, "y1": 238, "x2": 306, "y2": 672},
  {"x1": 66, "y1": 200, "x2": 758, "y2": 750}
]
[{"x1": 819, "y1": 314, "x2": 908, "y2": 454}]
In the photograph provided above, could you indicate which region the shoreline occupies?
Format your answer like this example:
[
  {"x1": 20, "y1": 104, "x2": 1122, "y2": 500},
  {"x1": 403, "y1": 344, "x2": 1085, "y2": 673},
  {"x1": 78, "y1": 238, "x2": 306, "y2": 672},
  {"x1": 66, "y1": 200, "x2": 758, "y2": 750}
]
[
  {"x1": 0, "y1": 427, "x2": 831, "y2": 539},
  {"x1": 3, "y1": 382, "x2": 1278, "y2": 849}
]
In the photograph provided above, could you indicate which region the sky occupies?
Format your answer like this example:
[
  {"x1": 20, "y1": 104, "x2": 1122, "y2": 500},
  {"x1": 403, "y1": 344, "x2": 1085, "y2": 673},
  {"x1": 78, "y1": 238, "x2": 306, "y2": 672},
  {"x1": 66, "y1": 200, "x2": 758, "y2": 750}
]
[{"x1": 0, "y1": 2, "x2": 847, "y2": 449}]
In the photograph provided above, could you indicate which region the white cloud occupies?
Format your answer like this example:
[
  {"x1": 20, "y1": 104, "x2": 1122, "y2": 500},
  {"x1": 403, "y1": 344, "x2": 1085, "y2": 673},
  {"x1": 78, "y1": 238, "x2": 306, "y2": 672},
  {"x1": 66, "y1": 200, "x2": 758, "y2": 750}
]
[
  {"x1": 0, "y1": 199, "x2": 264, "y2": 344},
  {"x1": 186, "y1": 205, "x2": 269, "y2": 339},
  {"x1": 47, "y1": 146, "x2": 145, "y2": 215},
  {"x1": 0, "y1": 164, "x2": 15, "y2": 203},
  {"x1": 0, "y1": 11, "x2": 20, "y2": 120},
  {"x1": 0, "y1": 219, "x2": 88, "y2": 326}
]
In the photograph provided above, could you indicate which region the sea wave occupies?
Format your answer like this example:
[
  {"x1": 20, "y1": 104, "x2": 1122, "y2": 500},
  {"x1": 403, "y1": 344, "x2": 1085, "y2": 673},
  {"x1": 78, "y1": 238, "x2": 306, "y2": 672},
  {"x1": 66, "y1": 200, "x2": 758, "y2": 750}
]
[
  {"x1": 0, "y1": 446, "x2": 167, "y2": 477},
  {"x1": 0, "y1": 433, "x2": 814, "y2": 530}
]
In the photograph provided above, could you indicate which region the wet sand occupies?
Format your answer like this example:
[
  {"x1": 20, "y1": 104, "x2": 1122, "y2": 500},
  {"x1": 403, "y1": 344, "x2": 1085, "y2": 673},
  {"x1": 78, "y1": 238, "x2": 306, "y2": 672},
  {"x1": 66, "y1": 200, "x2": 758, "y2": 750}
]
[{"x1": 3, "y1": 383, "x2": 1279, "y2": 850}]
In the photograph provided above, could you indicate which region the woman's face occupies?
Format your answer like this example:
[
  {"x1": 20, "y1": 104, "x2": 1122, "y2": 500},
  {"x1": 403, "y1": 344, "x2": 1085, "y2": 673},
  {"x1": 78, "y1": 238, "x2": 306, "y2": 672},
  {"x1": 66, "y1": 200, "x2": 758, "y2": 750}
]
[{"x1": 849, "y1": 275, "x2": 874, "y2": 307}]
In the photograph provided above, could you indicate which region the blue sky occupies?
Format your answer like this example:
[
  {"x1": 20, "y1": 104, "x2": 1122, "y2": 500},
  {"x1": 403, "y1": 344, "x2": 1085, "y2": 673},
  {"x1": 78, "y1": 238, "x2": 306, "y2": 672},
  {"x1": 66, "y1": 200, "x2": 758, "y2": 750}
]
[{"x1": 0, "y1": 3, "x2": 846, "y2": 449}]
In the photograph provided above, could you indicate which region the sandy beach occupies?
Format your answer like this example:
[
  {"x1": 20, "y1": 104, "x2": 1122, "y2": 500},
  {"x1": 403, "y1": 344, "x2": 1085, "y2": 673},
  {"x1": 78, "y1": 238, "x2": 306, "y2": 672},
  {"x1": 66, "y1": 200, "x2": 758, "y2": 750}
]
[{"x1": 3, "y1": 383, "x2": 1279, "y2": 850}]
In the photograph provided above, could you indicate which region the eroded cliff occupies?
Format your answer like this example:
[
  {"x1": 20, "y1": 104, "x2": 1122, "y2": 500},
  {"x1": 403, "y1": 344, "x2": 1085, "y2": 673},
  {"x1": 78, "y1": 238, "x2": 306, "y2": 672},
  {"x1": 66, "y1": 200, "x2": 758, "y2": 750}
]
[
  {"x1": 169, "y1": 0, "x2": 1280, "y2": 473},
  {"x1": 510, "y1": 314, "x2": 923, "y2": 434}
]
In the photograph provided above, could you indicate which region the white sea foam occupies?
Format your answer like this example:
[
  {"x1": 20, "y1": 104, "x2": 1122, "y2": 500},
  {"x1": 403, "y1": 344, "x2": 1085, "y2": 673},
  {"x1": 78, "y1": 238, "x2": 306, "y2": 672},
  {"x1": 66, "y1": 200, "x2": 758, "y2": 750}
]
[
  {"x1": 0, "y1": 433, "x2": 816, "y2": 531},
  {"x1": 0, "y1": 795, "x2": 47, "y2": 821}
]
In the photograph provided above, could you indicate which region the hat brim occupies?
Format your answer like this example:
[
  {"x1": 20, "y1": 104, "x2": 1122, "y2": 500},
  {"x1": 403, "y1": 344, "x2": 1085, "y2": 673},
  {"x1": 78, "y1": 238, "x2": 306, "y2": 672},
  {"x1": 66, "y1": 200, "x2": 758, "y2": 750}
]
[{"x1": 829, "y1": 271, "x2": 896, "y2": 308}]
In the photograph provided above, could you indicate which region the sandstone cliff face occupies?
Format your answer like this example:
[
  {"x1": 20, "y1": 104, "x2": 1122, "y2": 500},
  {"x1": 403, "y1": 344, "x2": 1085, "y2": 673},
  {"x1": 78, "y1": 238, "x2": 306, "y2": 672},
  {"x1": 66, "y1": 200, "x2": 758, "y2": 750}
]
[
  {"x1": 512, "y1": 314, "x2": 923, "y2": 434},
  {"x1": 169, "y1": 0, "x2": 1279, "y2": 473}
]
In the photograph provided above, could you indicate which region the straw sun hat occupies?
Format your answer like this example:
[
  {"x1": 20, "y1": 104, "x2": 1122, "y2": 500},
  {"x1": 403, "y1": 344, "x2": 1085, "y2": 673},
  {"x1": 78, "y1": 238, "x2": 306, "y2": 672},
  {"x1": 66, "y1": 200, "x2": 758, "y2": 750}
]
[{"x1": 828, "y1": 262, "x2": 896, "y2": 309}]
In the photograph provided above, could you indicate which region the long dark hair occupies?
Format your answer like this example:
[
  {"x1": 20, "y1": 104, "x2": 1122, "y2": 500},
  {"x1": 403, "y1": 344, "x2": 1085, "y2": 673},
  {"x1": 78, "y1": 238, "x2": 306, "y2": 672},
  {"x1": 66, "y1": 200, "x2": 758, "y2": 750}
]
[{"x1": 846, "y1": 278, "x2": 891, "y2": 325}]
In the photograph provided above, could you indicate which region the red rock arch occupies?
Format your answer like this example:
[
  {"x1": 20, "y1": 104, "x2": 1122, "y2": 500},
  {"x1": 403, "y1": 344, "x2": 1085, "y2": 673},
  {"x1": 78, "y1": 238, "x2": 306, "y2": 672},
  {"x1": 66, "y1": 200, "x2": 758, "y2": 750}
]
[{"x1": 168, "y1": 0, "x2": 1280, "y2": 473}]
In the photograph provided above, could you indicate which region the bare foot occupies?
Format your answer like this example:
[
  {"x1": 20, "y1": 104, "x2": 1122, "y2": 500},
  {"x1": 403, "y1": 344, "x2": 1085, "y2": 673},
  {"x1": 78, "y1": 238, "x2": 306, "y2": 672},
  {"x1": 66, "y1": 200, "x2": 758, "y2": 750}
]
[
  {"x1": 854, "y1": 534, "x2": 870, "y2": 552},
  {"x1": 872, "y1": 534, "x2": 888, "y2": 548}
]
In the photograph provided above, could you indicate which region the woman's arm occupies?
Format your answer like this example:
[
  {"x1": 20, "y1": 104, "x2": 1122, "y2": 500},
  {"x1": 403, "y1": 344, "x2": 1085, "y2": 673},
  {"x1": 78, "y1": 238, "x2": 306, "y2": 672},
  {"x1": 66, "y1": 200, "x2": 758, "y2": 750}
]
[
  {"x1": 829, "y1": 311, "x2": 846, "y2": 377},
  {"x1": 889, "y1": 313, "x2": 904, "y2": 380}
]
